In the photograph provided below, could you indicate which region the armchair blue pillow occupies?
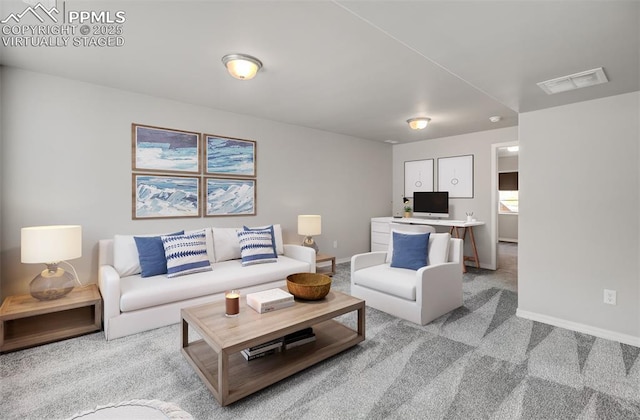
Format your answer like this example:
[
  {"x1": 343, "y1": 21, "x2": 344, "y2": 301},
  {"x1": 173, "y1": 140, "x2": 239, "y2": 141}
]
[{"x1": 390, "y1": 231, "x2": 430, "y2": 270}]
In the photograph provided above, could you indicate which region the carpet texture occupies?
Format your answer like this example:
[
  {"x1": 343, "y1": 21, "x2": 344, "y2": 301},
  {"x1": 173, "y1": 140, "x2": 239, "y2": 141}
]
[{"x1": 2, "y1": 252, "x2": 639, "y2": 419}]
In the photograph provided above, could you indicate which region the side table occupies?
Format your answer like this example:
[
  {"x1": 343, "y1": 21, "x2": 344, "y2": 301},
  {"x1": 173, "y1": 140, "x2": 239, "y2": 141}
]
[
  {"x1": 0, "y1": 284, "x2": 102, "y2": 353},
  {"x1": 316, "y1": 253, "x2": 336, "y2": 276}
]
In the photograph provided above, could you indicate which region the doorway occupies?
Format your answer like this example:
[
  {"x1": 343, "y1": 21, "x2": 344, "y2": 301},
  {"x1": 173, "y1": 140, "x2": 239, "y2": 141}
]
[{"x1": 490, "y1": 141, "x2": 519, "y2": 276}]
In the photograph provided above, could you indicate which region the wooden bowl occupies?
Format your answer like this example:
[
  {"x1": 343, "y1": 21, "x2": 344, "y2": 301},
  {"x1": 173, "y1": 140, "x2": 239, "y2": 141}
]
[{"x1": 286, "y1": 273, "x2": 332, "y2": 300}]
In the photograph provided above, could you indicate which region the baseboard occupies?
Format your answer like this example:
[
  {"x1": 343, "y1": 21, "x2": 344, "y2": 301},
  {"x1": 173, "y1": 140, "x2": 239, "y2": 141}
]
[{"x1": 516, "y1": 308, "x2": 640, "y2": 347}]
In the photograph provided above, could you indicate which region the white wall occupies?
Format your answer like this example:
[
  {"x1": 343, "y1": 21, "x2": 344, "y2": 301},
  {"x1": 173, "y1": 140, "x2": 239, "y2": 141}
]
[
  {"x1": 518, "y1": 92, "x2": 640, "y2": 344},
  {"x1": 392, "y1": 127, "x2": 518, "y2": 269},
  {"x1": 0, "y1": 67, "x2": 392, "y2": 298}
]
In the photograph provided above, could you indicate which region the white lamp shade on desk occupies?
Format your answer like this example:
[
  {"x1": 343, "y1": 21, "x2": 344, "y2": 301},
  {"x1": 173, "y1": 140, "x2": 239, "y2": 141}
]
[{"x1": 21, "y1": 225, "x2": 82, "y2": 263}]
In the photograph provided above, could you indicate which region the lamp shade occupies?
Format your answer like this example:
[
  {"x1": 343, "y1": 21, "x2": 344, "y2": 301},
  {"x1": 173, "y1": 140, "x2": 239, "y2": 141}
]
[
  {"x1": 21, "y1": 225, "x2": 82, "y2": 263},
  {"x1": 298, "y1": 215, "x2": 321, "y2": 236},
  {"x1": 222, "y1": 54, "x2": 262, "y2": 80}
]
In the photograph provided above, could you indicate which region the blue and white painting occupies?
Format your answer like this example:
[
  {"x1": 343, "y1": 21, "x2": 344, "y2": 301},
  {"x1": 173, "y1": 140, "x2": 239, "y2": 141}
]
[
  {"x1": 205, "y1": 135, "x2": 256, "y2": 177},
  {"x1": 134, "y1": 125, "x2": 200, "y2": 173},
  {"x1": 206, "y1": 178, "x2": 255, "y2": 216},
  {"x1": 134, "y1": 175, "x2": 200, "y2": 219}
]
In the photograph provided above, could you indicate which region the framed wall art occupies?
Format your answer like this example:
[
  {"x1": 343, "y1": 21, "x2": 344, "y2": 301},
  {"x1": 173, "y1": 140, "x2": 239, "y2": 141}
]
[
  {"x1": 404, "y1": 159, "x2": 434, "y2": 197},
  {"x1": 205, "y1": 134, "x2": 256, "y2": 177},
  {"x1": 132, "y1": 174, "x2": 201, "y2": 219},
  {"x1": 437, "y1": 154, "x2": 474, "y2": 198},
  {"x1": 132, "y1": 124, "x2": 201, "y2": 174},
  {"x1": 205, "y1": 177, "x2": 256, "y2": 217}
]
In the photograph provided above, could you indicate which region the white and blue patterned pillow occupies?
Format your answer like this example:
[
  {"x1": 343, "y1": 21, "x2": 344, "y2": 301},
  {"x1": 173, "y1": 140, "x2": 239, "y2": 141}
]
[
  {"x1": 161, "y1": 230, "x2": 212, "y2": 278},
  {"x1": 237, "y1": 228, "x2": 278, "y2": 266}
]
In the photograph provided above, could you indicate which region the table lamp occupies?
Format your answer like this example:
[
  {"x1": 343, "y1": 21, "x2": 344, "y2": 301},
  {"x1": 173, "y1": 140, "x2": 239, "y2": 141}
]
[
  {"x1": 298, "y1": 215, "x2": 321, "y2": 254},
  {"x1": 21, "y1": 225, "x2": 83, "y2": 300}
]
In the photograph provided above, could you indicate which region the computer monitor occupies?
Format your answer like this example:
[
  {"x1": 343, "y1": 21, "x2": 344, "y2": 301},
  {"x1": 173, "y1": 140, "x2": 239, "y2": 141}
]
[{"x1": 412, "y1": 191, "x2": 449, "y2": 218}]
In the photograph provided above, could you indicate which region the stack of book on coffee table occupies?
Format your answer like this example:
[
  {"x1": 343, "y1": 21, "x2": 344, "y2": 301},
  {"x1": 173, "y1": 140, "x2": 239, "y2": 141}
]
[
  {"x1": 283, "y1": 327, "x2": 316, "y2": 350},
  {"x1": 241, "y1": 327, "x2": 317, "y2": 361},
  {"x1": 241, "y1": 338, "x2": 283, "y2": 361}
]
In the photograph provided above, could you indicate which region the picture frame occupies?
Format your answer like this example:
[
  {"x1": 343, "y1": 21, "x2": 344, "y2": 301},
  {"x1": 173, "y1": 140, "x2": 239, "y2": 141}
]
[
  {"x1": 204, "y1": 177, "x2": 256, "y2": 217},
  {"x1": 205, "y1": 134, "x2": 256, "y2": 177},
  {"x1": 132, "y1": 174, "x2": 201, "y2": 219},
  {"x1": 132, "y1": 124, "x2": 201, "y2": 174},
  {"x1": 437, "y1": 154, "x2": 474, "y2": 198},
  {"x1": 404, "y1": 159, "x2": 434, "y2": 197}
]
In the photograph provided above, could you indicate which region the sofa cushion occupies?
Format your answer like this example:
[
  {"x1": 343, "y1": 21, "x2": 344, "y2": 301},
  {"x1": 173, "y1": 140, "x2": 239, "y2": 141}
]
[
  {"x1": 212, "y1": 227, "x2": 241, "y2": 262},
  {"x1": 243, "y1": 225, "x2": 277, "y2": 255},
  {"x1": 237, "y1": 228, "x2": 278, "y2": 266},
  {"x1": 119, "y1": 256, "x2": 310, "y2": 312},
  {"x1": 428, "y1": 233, "x2": 451, "y2": 265},
  {"x1": 161, "y1": 230, "x2": 212, "y2": 278},
  {"x1": 352, "y1": 263, "x2": 416, "y2": 301},
  {"x1": 390, "y1": 231, "x2": 429, "y2": 270}
]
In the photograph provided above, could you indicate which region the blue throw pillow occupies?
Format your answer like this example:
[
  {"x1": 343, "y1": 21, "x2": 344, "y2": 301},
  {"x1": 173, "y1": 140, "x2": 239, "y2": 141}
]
[
  {"x1": 243, "y1": 225, "x2": 277, "y2": 255},
  {"x1": 390, "y1": 231, "x2": 430, "y2": 270},
  {"x1": 237, "y1": 228, "x2": 278, "y2": 266},
  {"x1": 134, "y1": 231, "x2": 183, "y2": 278},
  {"x1": 161, "y1": 230, "x2": 212, "y2": 278}
]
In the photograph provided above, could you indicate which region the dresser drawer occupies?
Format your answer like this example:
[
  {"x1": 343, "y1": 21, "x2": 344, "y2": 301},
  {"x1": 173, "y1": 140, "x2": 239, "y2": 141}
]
[{"x1": 371, "y1": 221, "x2": 390, "y2": 234}]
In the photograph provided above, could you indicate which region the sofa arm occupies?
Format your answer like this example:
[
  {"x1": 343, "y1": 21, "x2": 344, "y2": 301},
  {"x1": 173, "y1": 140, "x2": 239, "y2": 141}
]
[
  {"x1": 283, "y1": 244, "x2": 316, "y2": 273},
  {"x1": 98, "y1": 264, "x2": 122, "y2": 338},
  {"x1": 416, "y1": 261, "x2": 463, "y2": 317},
  {"x1": 351, "y1": 252, "x2": 388, "y2": 273}
]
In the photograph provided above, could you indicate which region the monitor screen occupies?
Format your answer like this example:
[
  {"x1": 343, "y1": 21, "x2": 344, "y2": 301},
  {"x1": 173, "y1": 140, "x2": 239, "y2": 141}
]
[{"x1": 412, "y1": 191, "x2": 449, "y2": 218}]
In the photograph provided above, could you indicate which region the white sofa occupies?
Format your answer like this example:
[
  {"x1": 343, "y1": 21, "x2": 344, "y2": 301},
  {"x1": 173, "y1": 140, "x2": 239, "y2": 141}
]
[
  {"x1": 98, "y1": 225, "x2": 315, "y2": 340},
  {"x1": 350, "y1": 226, "x2": 463, "y2": 325}
]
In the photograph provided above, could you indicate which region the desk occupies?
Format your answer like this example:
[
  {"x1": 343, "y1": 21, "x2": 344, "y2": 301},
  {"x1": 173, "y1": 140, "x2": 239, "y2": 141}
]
[{"x1": 391, "y1": 218, "x2": 485, "y2": 272}]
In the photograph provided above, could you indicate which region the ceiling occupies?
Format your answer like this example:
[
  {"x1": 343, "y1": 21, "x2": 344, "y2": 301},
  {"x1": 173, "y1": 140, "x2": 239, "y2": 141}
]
[{"x1": 1, "y1": 1, "x2": 638, "y2": 143}]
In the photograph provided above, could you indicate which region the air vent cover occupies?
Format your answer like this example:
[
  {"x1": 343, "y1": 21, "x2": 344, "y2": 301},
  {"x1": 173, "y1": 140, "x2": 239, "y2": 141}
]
[{"x1": 537, "y1": 67, "x2": 608, "y2": 95}]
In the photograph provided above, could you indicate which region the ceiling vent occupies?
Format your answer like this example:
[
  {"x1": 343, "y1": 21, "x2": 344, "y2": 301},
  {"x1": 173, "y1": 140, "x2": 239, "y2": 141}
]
[{"x1": 537, "y1": 67, "x2": 608, "y2": 95}]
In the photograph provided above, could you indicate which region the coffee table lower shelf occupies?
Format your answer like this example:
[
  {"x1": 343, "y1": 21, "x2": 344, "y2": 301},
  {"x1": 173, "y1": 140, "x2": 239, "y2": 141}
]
[{"x1": 182, "y1": 319, "x2": 362, "y2": 406}]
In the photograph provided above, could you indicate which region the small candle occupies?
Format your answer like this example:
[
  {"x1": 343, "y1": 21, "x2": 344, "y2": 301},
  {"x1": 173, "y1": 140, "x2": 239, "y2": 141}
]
[{"x1": 225, "y1": 290, "x2": 240, "y2": 317}]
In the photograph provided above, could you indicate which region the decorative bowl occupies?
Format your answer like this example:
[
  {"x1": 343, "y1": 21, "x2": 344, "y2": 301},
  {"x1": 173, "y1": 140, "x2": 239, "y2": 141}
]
[{"x1": 286, "y1": 273, "x2": 332, "y2": 300}]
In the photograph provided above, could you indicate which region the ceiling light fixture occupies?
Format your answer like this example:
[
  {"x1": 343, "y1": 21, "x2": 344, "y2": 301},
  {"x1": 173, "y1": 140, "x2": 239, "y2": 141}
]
[
  {"x1": 507, "y1": 146, "x2": 519, "y2": 152},
  {"x1": 221, "y1": 53, "x2": 263, "y2": 80},
  {"x1": 407, "y1": 117, "x2": 431, "y2": 130},
  {"x1": 489, "y1": 116, "x2": 502, "y2": 123}
]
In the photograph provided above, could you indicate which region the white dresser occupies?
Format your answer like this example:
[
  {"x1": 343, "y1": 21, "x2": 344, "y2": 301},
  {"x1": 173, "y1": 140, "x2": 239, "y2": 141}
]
[{"x1": 370, "y1": 217, "x2": 394, "y2": 251}]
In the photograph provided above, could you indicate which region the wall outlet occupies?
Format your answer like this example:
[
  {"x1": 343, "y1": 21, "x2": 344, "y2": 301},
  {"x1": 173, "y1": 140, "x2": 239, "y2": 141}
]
[
  {"x1": 604, "y1": 289, "x2": 617, "y2": 305},
  {"x1": 333, "y1": 240, "x2": 338, "y2": 249}
]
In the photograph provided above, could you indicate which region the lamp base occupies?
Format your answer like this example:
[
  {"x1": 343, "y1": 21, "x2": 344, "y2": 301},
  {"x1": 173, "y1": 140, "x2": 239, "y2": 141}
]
[
  {"x1": 302, "y1": 236, "x2": 319, "y2": 254},
  {"x1": 30, "y1": 264, "x2": 75, "y2": 301}
]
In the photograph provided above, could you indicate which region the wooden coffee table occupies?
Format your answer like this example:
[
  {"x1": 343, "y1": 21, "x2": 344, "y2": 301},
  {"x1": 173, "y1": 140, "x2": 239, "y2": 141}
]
[{"x1": 181, "y1": 290, "x2": 365, "y2": 406}]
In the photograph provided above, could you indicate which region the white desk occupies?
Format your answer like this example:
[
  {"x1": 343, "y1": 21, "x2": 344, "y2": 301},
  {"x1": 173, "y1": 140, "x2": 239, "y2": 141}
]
[{"x1": 391, "y1": 217, "x2": 485, "y2": 272}]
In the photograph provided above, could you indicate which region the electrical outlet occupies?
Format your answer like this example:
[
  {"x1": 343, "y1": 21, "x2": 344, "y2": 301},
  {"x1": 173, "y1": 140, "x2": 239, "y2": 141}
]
[
  {"x1": 604, "y1": 289, "x2": 617, "y2": 305},
  {"x1": 333, "y1": 240, "x2": 338, "y2": 249}
]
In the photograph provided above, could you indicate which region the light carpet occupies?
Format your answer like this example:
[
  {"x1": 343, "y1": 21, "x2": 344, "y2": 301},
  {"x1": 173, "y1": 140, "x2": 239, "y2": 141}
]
[{"x1": 1, "y1": 256, "x2": 639, "y2": 419}]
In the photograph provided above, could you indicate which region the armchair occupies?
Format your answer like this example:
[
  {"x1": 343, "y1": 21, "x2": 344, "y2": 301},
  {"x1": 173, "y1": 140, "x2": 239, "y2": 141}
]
[{"x1": 351, "y1": 229, "x2": 463, "y2": 325}]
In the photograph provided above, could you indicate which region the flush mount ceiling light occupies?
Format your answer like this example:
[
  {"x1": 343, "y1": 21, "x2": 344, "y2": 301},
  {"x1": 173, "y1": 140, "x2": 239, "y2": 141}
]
[
  {"x1": 537, "y1": 67, "x2": 608, "y2": 95},
  {"x1": 221, "y1": 53, "x2": 263, "y2": 80},
  {"x1": 407, "y1": 117, "x2": 431, "y2": 130},
  {"x1": 489, "y1": 116, "x2": 502, "y2": 123}
]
